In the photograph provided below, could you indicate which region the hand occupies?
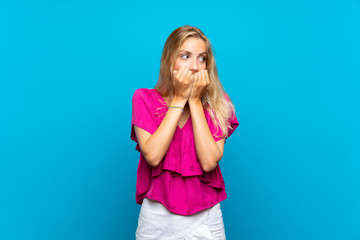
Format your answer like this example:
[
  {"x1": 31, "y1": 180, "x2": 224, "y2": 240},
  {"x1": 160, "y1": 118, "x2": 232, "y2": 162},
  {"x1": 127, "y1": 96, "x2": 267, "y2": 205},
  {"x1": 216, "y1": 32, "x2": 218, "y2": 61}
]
[
  {"x1": 172, "y1": 66, "x2": 194, "y2": 101},
  {"x1": 189, "y1": 70, "x2": 210, "y2": 101}
]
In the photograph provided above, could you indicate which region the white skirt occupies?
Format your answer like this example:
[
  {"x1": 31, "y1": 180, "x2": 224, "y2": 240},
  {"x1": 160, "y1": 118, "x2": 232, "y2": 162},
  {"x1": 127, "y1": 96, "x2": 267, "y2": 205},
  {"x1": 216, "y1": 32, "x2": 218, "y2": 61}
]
[{"x1": 136, "y1": 198, "x2": 226, "y2": 240}]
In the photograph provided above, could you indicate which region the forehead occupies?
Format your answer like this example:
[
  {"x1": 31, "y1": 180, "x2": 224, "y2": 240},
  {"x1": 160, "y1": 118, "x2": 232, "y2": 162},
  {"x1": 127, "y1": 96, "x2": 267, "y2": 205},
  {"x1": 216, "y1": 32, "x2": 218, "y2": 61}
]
[{"x1": 179, "y1": 37, "x2": 206, "y2": 52}]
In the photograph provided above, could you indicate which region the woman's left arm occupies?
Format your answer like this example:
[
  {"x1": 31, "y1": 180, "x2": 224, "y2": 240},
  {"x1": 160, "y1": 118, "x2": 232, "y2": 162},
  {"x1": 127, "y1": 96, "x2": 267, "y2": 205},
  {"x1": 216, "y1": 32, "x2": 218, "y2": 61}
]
[{"x1": 189, "y1": 70, "x2": 225, "y2": 172}]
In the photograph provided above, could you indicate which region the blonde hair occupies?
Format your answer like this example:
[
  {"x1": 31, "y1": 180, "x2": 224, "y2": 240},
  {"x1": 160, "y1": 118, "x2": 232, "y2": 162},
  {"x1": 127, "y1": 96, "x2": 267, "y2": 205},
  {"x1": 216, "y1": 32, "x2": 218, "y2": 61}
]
[{"x1": 155, "y1": 25, "x2": 235, "y2": 138}]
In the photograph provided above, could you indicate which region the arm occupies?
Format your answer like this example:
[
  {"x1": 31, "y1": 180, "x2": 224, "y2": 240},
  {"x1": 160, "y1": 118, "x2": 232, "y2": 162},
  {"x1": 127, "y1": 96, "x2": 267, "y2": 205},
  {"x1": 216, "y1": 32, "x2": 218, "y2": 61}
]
[
  {"x1": 135, "y1": 97, "x2": 185, "y2": 167},
  {"x1": 189, "y1": 70, "x2": 225, "y2": 172},
  {"x1": 134, "y1": 66, "x2": 194, "y2": 167},
  {"x1": 189, "y1": 99, "x2": 225, "y2": 172}
]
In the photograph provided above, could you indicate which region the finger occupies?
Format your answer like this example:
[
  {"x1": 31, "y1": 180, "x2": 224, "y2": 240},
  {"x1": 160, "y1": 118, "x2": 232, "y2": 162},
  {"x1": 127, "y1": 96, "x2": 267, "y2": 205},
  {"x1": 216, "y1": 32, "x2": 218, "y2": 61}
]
[
  {"x1": 204, "y1": 70, "x2": 210, "y2": 84},
  {"x1": 181, "y1": 68, "x2": 190, "y2": 82},
  {"x1": 193, "y1": 73, "x2": 199, "y2": 81},
  {"x1": 179, "y1": 67, "x2": 189, "y2": 81},
  {"x1": 185, "y1": 69, "x2": 193, "y2": 82},
  {"x1": 199, "y1": 70, "x2": 205, "y2": 83},
  {"x1": 194, "y1": 73, "x2": 200, "y2": 83},
  {"x1": 172, "y1": 70, "x2": 178, "y2": 85},
  {"x1": 176, "y1": 66, "x2": 185, "y2": 79}
]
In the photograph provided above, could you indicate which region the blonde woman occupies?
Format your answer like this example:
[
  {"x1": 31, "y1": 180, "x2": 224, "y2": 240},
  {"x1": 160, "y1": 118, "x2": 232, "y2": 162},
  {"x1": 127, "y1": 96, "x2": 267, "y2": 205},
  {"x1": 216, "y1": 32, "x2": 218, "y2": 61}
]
[{"x1": 131, "y1": 25, "x2": 239, "y2": 239}]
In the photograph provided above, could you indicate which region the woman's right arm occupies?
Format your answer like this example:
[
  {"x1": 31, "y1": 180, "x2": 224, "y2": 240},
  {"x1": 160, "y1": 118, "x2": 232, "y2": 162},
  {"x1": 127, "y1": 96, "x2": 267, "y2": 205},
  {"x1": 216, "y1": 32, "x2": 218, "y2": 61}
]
[{"x1": 134, "y1": 66, "x2": 193, "y2": 167}]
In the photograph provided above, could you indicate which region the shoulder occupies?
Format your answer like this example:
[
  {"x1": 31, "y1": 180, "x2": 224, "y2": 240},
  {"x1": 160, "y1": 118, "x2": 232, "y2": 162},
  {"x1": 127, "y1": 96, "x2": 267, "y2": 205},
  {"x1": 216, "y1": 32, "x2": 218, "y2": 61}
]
[
  {"x1": 132, "y1": 88, "x2": 158, "y2": 102},
  {"x1": 132, "y1": 88, "x2": 155, "y2": 98}
]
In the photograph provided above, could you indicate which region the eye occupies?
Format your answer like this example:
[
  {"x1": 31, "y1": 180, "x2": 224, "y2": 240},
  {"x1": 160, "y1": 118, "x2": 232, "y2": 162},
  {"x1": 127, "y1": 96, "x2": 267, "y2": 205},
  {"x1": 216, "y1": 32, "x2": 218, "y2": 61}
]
[
  {"x1": 200, "y1": 56, "x2": 207, "y2": 62},
  {"x1": 180, "y1": 54, "x2": 189, "y2": 59}
]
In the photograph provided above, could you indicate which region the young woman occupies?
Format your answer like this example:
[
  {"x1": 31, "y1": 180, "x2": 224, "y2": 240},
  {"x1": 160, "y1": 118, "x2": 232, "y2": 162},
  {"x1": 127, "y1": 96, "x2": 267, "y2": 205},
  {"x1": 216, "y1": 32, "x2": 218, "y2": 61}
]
[{"x1": 131, "y1": 25, "x2": 239, "y2": 239}]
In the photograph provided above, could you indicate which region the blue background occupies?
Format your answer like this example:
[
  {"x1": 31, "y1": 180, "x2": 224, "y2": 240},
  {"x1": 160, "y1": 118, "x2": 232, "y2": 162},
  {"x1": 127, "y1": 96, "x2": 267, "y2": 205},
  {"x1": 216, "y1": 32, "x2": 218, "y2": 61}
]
[{"x1": 1, "y1": 0, "x2": 359, "y2": 239}]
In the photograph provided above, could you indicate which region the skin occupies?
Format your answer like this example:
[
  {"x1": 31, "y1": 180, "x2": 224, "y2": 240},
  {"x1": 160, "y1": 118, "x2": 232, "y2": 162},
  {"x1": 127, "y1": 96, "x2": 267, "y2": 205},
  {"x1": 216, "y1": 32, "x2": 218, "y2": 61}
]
[{"x1": 134, "y1": 37, "x2": 225, "y2": 172}]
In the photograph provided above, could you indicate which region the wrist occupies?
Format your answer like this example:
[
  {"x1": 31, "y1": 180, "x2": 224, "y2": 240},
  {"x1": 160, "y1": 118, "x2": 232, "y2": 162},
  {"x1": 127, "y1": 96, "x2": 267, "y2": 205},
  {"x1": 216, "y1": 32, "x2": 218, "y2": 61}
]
[
  {"x1": 188, "y1": 97, "x2": 202, "y2": 105},
  {"x1": 188, "y1": 98, "x2": 203, "y2": 110},
  {"x1": 170, "y1": 96, "x2": 187, "y2": 108}
]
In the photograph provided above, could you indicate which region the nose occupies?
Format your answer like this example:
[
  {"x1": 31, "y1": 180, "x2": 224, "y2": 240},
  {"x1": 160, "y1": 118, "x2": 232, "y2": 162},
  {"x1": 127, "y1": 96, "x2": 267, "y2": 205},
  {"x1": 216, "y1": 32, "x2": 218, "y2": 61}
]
[{"x1": 190, "y1": 58, "x2": 198, "y2": 73}]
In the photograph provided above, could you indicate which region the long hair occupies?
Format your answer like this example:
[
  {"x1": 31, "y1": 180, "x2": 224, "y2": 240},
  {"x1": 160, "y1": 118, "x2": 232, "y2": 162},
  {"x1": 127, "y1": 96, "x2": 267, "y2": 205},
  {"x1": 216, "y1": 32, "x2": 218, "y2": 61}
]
[{"x1": 155, "y1": 25, "x2": 235, "y2": 138}]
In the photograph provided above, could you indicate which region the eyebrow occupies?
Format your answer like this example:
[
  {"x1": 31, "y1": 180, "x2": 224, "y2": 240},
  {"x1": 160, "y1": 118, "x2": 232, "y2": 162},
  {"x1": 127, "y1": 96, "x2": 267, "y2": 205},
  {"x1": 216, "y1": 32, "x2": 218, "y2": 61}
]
[{"x1": 179, "y1": 50, "x2": 207, "y2": 55}]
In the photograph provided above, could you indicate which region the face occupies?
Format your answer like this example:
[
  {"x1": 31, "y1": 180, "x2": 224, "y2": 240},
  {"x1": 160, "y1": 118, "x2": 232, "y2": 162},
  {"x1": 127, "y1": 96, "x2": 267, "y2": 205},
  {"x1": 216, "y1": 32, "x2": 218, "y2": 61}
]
[{"x1": 174, "y1": 37, "x2": 207, "y2": 74}]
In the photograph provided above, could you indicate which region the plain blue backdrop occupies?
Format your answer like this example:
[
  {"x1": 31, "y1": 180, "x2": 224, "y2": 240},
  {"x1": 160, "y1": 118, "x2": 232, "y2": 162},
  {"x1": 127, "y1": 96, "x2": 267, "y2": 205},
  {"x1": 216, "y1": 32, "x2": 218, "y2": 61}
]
[{"x1": 1, "y1": 0, "x2": 359, "y2": 239}]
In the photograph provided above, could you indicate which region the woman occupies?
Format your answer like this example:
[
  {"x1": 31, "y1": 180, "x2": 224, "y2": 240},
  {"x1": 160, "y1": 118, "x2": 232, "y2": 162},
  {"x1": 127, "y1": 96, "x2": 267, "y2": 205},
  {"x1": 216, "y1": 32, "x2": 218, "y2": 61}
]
[{"x1": 131, "y1": 25, "x2": 239, "y2": 239}]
